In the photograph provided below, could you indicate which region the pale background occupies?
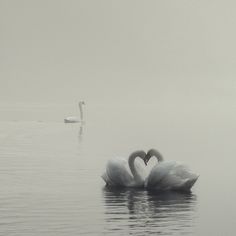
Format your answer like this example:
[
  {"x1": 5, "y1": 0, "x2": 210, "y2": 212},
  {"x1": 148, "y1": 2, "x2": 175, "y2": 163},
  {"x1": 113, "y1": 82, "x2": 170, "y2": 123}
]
[
  {"x1": 0, "y1": 1, "x2": 236, "y2": 235},
  {"x1": 1, "y1": 0, "x2": 235, "y2": 107}
]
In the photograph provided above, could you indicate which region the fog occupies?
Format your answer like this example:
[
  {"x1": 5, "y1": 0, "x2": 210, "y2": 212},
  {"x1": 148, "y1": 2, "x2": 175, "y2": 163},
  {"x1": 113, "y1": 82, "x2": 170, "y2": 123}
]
[
  {"x1": 1, "y1": 2, "x2": 236, "y2": 234},
  {"x1": 0, "y1": 0, "x2": 236, "y2": 107}
]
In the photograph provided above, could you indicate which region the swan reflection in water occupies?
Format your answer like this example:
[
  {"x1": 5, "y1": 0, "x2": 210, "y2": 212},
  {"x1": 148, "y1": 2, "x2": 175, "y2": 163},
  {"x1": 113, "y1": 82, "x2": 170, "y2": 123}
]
[
  {"x1": 77, "y1": 125, "x2": 84, "y2": 143},
  {"x1": 102, "y1": 187, "x2": 197, "y2": 235}
]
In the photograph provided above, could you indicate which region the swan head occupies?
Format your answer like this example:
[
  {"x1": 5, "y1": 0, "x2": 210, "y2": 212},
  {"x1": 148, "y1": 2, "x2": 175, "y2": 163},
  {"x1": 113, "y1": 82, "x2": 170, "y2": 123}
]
[
  {"x1": 144, "y1": 148, "x2": 164, "y2": 165},
  {"x1": 139, "y1": 150, "x2": 147, "y2": 165},
  {"x1": 129, "y1": 150, "x2": 147, "y2": 165}
]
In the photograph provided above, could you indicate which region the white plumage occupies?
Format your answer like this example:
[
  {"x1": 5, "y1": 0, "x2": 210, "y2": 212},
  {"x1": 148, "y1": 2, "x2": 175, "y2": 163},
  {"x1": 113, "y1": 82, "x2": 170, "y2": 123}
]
[
  {"x1": 102, "y1": 150, "x2": 147, "y2": 188},
  {"x1": 64, "y1": 101, "x2": 85, "y2": 123},
  {"x1": 145, "y1": 149, "x2": 199, "y2": 192}
]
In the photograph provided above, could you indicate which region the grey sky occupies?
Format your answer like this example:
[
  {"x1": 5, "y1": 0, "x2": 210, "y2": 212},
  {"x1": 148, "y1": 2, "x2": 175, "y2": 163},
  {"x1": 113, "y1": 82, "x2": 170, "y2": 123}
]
[{"x1": 0, "y1": 0, "x2": 236, "y2": 105}]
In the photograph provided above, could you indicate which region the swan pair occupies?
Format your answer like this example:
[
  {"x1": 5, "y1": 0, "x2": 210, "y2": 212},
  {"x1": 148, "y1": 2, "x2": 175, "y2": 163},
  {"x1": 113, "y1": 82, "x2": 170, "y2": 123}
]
[{"x1": 102, "y1": 149, "x2": 199, "y2": 192}]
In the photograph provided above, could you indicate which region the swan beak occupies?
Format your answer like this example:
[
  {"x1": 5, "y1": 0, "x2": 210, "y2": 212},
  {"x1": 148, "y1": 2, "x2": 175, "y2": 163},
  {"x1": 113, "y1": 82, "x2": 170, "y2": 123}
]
[
  {"x1": 144, "y1": 159, "x2": 147, "y2": 166},
  {"x1": 144, "y1": 153, "x2": 151, "y2": 165}
]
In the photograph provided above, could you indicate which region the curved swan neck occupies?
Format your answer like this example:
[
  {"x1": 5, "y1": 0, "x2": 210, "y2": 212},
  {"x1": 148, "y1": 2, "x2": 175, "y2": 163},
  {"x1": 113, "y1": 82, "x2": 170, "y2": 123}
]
[
  {"x1": 148, "y1": 149, "x2": 164, "y2": 162},
  {"x1": 128, "y1": 150, "x2": 146, "y2": 181},
  {"x1": 79, "y1": 101, "x2": 84, "y2": 121}
]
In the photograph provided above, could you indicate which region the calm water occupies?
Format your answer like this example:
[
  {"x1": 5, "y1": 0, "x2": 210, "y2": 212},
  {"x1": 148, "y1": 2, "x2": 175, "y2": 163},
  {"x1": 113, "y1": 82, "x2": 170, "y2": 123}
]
[{"x1": 0, "y1": 104, "x2": 236, "y2": 235}]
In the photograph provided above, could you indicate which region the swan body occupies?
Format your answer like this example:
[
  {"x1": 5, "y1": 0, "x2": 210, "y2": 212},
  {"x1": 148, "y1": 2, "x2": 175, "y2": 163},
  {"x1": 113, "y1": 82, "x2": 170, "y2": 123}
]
[
  {"x1": 145, "y1": 149, "x2": 198, "y2": 192},
  {"x1": 64, "y1": 101, "x2": 85, "y2": 123},
  {"x1": 102, "y1": 150, "x2": 147, "y2": 188},
  {"x1": 64, "y1": 116, "x2": 80, "y2": 123}
]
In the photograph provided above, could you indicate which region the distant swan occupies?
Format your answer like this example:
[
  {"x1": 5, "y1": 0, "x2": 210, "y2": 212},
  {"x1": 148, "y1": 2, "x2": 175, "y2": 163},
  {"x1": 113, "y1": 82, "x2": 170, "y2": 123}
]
[
  {"x1": 144, "y1": 149, "x2": 199, "y2": 192},
  {"x1": 102, "y1": 150, "x2": 147, "y2": 188},
  {"x1": 64, "y1": 101, "x2": 85, "y2": 123}
]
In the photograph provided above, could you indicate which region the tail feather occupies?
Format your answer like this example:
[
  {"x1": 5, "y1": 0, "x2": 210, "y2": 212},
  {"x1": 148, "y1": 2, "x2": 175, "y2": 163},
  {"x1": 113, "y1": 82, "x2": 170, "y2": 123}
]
[{"x1": 178, "y1": 176, "x2": 199, "y2": 192}]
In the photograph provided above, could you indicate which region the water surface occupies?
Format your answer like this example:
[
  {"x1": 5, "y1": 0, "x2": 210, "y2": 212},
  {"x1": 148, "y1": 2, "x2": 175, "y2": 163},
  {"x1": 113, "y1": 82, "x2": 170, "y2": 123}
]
[{"x1": 0, "y1": 104, "x2": 235, "y2": 235}]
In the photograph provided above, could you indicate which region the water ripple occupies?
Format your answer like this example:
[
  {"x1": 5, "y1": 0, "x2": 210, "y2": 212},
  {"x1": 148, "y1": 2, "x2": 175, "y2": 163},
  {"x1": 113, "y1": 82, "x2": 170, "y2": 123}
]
[{"x1": 102, "y1": 187, "x2": 197, "y2": 235}]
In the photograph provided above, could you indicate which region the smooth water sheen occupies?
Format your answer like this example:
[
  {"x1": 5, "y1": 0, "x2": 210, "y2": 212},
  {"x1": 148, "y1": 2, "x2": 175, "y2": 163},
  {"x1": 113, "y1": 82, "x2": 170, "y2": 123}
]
[{"x1": 0, "y1": 104, "x2": 236, "y2": 235}]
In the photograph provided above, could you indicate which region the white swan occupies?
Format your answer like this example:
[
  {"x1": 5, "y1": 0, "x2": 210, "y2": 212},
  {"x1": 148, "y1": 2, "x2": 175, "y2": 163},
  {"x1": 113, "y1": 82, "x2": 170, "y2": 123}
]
[
  {"x1": 64, "y1": 101, "x2": 85, "y2": 123},
  {"x1": 144, "y1": 149, "x2": 199, "y2": 192},
  {"x1": 102, "y1": 150, "x2": 147, "y2": 188}
]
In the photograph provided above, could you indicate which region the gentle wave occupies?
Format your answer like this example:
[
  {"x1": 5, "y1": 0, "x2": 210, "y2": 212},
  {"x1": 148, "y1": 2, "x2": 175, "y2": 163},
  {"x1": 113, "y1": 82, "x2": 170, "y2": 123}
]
[{"x1": 102, "y1": 187, "x2": 197, "y2": 235}]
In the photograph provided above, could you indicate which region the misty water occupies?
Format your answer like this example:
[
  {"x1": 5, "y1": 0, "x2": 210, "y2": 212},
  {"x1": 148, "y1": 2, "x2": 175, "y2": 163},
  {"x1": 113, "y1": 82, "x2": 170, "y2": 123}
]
[{"x1": 0, "y1": 103, "x2": 236, "y2": 235}]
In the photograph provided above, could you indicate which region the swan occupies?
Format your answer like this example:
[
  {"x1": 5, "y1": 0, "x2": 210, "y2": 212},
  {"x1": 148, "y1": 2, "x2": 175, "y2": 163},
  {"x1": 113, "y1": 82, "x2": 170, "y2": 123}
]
[
  {"x1": 144, "y1": 149, "x2": 199, "y2": 192},
  {"x1": 64, "y1": 101, "x2": 85, "y2": 123},
  {"x1": 102, "y1": 150, "x2": 147, "y2": 188}
]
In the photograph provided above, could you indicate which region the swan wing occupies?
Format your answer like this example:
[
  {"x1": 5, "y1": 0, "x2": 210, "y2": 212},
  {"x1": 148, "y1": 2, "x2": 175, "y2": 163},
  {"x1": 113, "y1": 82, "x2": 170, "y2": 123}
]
[
  {"x1": 145, "y1": 162, "x2": 176, "y2": 188},
  {"x1": 146, "y1": 161, "x2": 198, "y2": 191},
  {"x1": 167, "y1": 163, "x2": 199, "y2": 191},
  {"x1": 170, "y1": 163, "x2": 196, "y2": 178},
  {"x1": 101, "y1": 172, "x2": 111, "y2": 185},
  {"x1": 104, "y1": 157, "x2": 133, "y2": 187}
]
